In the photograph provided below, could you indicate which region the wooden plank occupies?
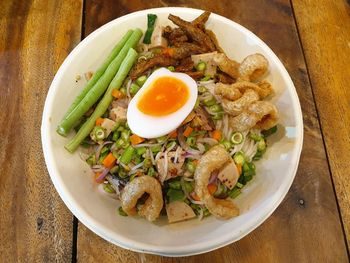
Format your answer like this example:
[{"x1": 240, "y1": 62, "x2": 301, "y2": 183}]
[
  {"x1": 292, "y1": 0, "x2": 350, "y2": 248},
  {"x1": 0, "y1": 1, "x2": 82, "y2": 261},
  {"x1": 77, "y1": 0, "x2": 349, "y2": 261}
]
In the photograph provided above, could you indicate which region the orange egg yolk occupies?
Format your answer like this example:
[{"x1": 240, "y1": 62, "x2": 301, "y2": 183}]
[{"x1": 137, "y1": 76, "x2": 189, "y2": 116}]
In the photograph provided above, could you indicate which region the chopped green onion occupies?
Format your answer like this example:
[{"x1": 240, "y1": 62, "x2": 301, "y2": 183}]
[
  {"x1": 147, "y1": 166, "x2": 156, "y2": 177},
  {"x1": 118, "y1": 206, "x2": 128, "y2": 216},
  {"x1": 167, "y1": 189, "x2": 185, "y2": 203},
  {"x1": 249, "y1": 133, "x2": 263, "y2": 142},
  {"x1": 236, "y1": 182, "x2": 244, "y2": 189},
  {"x1": 112, "y1": 130, "x2": 120, "y2": 141},
  {"x1": 231, "y1": 132, "x2": 244, "y2": 145},
  {"x1": 181, "y1": 180, "x2": 194, "y2": 193},
  {"x1": 119, "y1": 145, "x2": 135, "y2": 164},
  {"x1": 120, "y1": 87, "x2": 127, "y2": 96},
  {"x1": 203, "y1": 96, "x2": 216, "y2": 106},
  {"x1": 86, "y1": 154, "x2": 96, "y2": 166},
  {"x1": 143, "y1": 14, "x2": 157, "y2": 44},
  {"x1": 156, "y1": 135, "x2": 167, "y2": 143},
  {"x1": 115, "y1": 138, "x2": 124, "y2": 148},
  {"x1": 136, "y1": 75, "x2": 147, "y2": 86},
  {"x1": 220, "y1": 140, "x2": 231, "y2": 150},
  {"x1": 130, "y1": 83, "x2": 140, "y2": 96},
  {"x1": 253, "y1": 149, "x2": 265, "y2": 161},
  {"x1": 151, "y1": 144, "x2": 161, "y2": 153},
  {"x1": 228, "y1": 187, "x2": 241, "y2": 199},
  {"x1": 186, "y1": 161, "x2": 196, "y2": 173},
  {"x1": 167, "y1": 66, "x2": 175, "y2": 72},
  {"x1": 143, "y1": 158, "x2": 152, "y2": 168},
  {"x1": 201, "y1": 75, "x2": 211, "y2": 81},
  {"x1": 136, "y1": 146, "x2": 147, "y2": 155},
  {"x1": 209, "y1": 104, "x2": 222, "y2": 113},
  {"x1": 121, "y1": 130, "x2": 130, "y2": 141},
  {"x1": 98, "y1": 151, "x2": 109, "y2": 163},
  {"x1": 93, "y1": 126, "x2": 105, "y2": 140},
  {"x1": 110, "y1": 166, "x2": 119, "y2": 174},
  {"x1": 212, "y1": 112, "x2": 223, "y2": 120},
  {"x1": 257, "y1": 139, "x2": 266, "y2": 151},
  {"x1": 198, "y1": 86, "x2": 207, "y2": 93},
  {"x1": 233, "y1": 151, "x2": 245, "y2": 165},
  {"x1": 166, "y1": 141, "x2": 176, "y2": 150},
  {"x1": 186, "y1": 136, "x2": 196, "y2": 147},
  {"x1": 103, "y1": 183, "x2": 116, "y2": 194},
  {"x1": 195, "y1": 61, "x2": 206, "y2": 71},
  {"x1": 261, "y1": 125, "x2": 278, "y2": 137},
  {"x1": 168, "y1": 180, "x2": 182, "y2": 190},
  {"x1": 101, "y1": 145, "x2": 110, "y2": 154}
]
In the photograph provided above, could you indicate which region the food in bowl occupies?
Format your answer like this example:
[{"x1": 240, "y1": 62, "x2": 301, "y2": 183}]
[{"x1": 56, "y1": 11, "x2": 279, "y2": 224}]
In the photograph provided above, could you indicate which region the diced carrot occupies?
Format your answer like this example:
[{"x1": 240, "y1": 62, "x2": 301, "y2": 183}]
[
  {"x1": 112, "y1": 89, "x2": 124, "y2": 99},
  {"x1": 190, "y1": 192, "x2": 201, "y2": 201},
  {"x1": 95, "y1": 117, "x2": 104, "y2": 126},
  {"x1": 169, "y1": 130, "x2": 178, "y2": 139},
  {"x1": 183, "y1": 126, "x2": 193, "y2": 137},
  {"x1": 162, "y1": 47, "x2": 174, "y2": 57},
  {"x1": 236, "y1": 163, "x2": 242, "y2": 175},
  {"x1": 207, "y1": 184, "x2": 218, "y2": 195},
  {"x1": 102, "y1": 152, "x2": 116, "y2": 168},
  {"x1": 211, "y1": 129, "x2": 221, "y2": 141},
  {"x1": 130, "y1": 134, "x2": 145, "y2": 145}
]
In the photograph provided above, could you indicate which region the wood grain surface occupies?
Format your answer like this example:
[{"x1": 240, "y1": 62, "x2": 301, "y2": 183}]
[
  {"x1": 292, "y1": 0, "x2": 350, "y2": 247},
  {"x1": 0, "y1": 1, "x2": 82, "y2": 262},
  {"x1": 76, "y1": 0, "x2": 349, "y2": 262}
]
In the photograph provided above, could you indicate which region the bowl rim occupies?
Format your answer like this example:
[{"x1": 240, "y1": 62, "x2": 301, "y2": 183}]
[{"x1": 41, "y1": 7, "x2": 304, "y2": 257}]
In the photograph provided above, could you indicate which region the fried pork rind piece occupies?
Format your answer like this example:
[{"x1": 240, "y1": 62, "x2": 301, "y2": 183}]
[
  {"x1": 213, "y1": 53, "x2": 240, "y2": 79},
  {"x1": 215, "y1": 80, "x2": 273, "y2": 100},
  {"x1": 238, "y1": 53, "x2": 269, "y2": 81},
  {"x1": 194, "y1": 145, "x2": 239, "y2": 219},
  {"x1": 229, "y1": 101, "x2": 278, "y2": 132},
  {"x1": 121, "y1": 176, "x2": 163, "y2": 222},
  {"x1": 168, "y1": 14, "x2": 216, "y2": 52},
  {"x1": 222, "y1": 89, "x2": 260, "y2": 116}
]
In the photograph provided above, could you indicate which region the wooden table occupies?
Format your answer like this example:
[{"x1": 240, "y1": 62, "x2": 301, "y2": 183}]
[{"x1": 1, "y1": 0, "x2": 349, "y2": 262}]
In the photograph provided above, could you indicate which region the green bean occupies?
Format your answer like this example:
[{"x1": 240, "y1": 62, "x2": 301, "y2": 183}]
[
  {"x1": 65, "y1": 48, "x2": 139, "y2": 152},
  {"x1": 58, "y1": 30, "x2": 142, "y2": 137},
  {"x1": 112, "y1": 130, "x2": 120, "y2": 141},
  {"x1": 166, "y1": 141, "x2": 176, "y2": 150},
  {"x1": 201, "y1": 75, "x2": 211, "y2": 81},
  {"x1": 60, "y1": 30, "x2": 133, "y2": 123},
  {"x1": 120, "y1": 87, "x2": 127, "y2": 96},
  {"x1": 121, "y1": 130, "x2": 130, "y2": 141},
  {"x1": 119, "y1": 145, "x2": 135, "y2": 164},
  {"x1": 228, "y1": 187, "x2": 241, "y2": 199},
  {"x1": 115, "y1": 138, "x2": 124, "y2": 148},
  {"x1": 195, "y1": 61, "x2": 206, "y2": 71},
  {"x1": 136, "y1": 75, "x2": 147, "y2": 86},
  {"x1": 151, "y1": 145, "x2": 161, "y2": 153},
  {"x1": 212, "y1": 112, "x2": 223, "y2": 120}
]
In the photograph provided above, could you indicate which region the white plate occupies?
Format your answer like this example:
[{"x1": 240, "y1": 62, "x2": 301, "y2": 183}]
[{"x1": 41, "y1": 7, "x2": 303, "y2": 257}]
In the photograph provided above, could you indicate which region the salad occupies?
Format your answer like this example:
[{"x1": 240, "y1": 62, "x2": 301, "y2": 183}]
[{"x1": 57, "y1": 11, "x2": 279, "y2": 223}]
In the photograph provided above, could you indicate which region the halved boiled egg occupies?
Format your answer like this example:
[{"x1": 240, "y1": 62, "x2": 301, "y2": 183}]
[{"x1": 127, "y1": 68, "x2": 198, "y2": 138}]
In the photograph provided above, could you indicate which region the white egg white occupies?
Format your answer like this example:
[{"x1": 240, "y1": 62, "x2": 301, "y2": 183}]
[{"x1": 127, "y1": 68, "x2": 198, "y2": 138}]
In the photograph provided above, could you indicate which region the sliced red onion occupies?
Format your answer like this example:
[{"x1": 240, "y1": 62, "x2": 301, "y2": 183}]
[
  {"x1": 95, "y1": 168, "x2": 110, "y2": 183},
  {"x1": 186, "y1": 148, "x2": 201, "y2": 155},
  {"x1": 95, "y1": 141, "x2": 113, "y2": 162},
  {"x1": 209, "y1": 170, "x2": 219, "y2": 185}
]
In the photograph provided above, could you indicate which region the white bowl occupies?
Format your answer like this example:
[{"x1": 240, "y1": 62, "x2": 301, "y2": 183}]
[{"x1": 41, "y1": 7, "x2": 303, "y2": 257}]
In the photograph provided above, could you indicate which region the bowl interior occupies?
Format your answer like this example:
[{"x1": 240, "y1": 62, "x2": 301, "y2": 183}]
[{"x1": 42, "y1": 7, "x2": 303, "y2": 257}]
